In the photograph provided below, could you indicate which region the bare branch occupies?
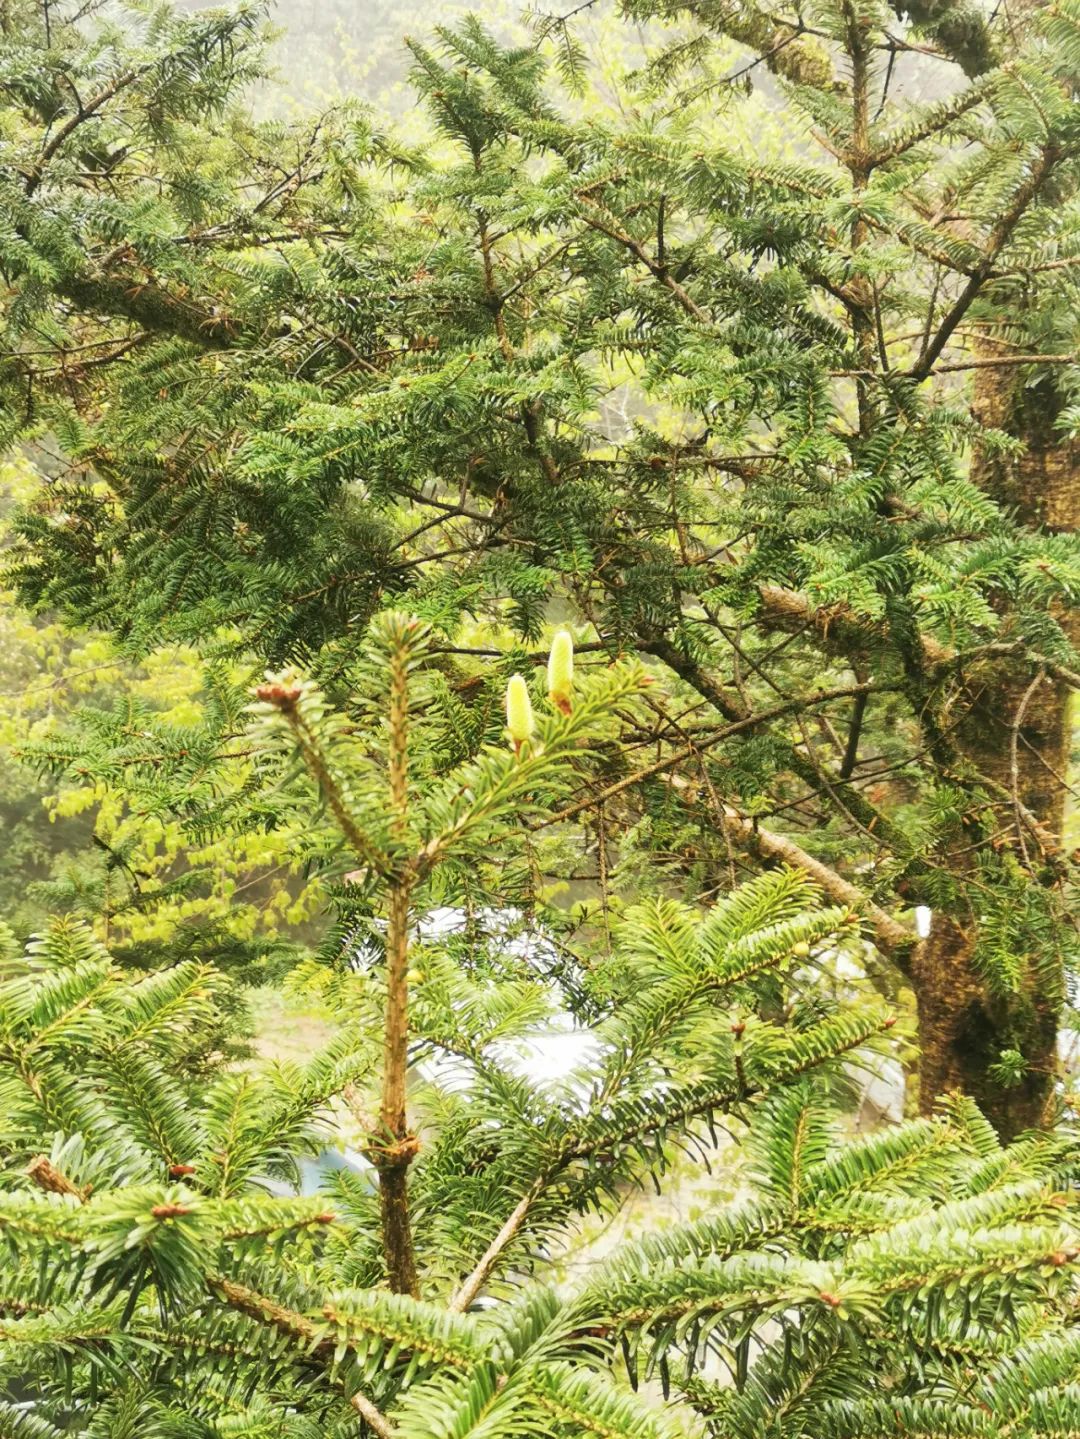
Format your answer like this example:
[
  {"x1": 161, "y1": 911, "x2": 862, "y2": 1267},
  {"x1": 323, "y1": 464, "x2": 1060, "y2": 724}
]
[{"x1": 448, "y1": 1181, "x2": 544, "y2": 1312}]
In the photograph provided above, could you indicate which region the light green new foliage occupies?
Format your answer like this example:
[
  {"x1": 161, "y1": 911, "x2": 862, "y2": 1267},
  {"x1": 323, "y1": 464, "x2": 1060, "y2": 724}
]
[{"x1": 0, "y1": 610, "x2": 1079, "y2": 1436}]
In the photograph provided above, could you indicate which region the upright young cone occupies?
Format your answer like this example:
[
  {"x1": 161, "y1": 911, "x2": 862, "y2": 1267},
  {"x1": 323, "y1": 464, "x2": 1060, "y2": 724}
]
[
  {"x1": 505, "y1": 674, "x2": 535, "y2": 752},
  {"x1": 547, "y1": 631, "x2": 574, "y2": 715}
]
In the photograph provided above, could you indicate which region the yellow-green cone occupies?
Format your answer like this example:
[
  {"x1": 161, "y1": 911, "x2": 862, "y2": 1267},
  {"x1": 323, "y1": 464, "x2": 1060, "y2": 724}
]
[
  {"x1": 505, "y1": 674, "x2": 535, "y2": 750},
  {"x1": 547, "y1": 630, "x2": 574, "y2": 714}
]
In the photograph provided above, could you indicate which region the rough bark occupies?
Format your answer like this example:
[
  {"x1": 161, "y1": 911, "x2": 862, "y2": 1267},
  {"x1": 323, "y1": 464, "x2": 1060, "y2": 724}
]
[{"x1": 917, "y1": 364, "x2": 1077, "y2": 1137}]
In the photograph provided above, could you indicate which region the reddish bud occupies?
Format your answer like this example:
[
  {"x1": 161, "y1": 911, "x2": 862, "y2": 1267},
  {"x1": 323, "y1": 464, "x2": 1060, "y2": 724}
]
[{"x1": 255, "y1": 682, "x2": 301, "y2": 709}]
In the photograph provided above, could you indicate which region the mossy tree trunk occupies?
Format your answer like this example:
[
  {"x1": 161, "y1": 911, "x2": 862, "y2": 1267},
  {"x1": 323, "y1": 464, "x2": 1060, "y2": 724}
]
[{"x1": 916, "y1": 365, "x2": 1077, "y2": 1138}]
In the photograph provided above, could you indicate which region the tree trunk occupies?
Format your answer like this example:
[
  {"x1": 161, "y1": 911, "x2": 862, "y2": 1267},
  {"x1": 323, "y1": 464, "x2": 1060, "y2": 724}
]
[
  {"x1": 376, "y1": 646, "x2": 421, "y2": 1297},
  {"x1": 917, "y1": 365, "x2": 1077, "y2": 1138}
]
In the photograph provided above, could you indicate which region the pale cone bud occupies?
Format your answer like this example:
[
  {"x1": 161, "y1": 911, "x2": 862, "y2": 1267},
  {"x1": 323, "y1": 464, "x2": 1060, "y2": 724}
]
[
  {"x1": 547, "y1": 630, "x2": 574, "y2": 714},
  {"x1": 505, "y1": 674, "x2": 535, "y2": 746}
]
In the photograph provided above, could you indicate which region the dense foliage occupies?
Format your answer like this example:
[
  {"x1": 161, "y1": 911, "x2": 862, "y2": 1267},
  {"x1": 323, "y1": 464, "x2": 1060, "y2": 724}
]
[
  {"x1": 3, "y1": 0, "x2": 1080, "y2": 1131},
  {"x1": 2, "y1": 621, "x2": 1080, "y2": 1437},
  {"x1": 2, "y1": 0, "x2": 1080, "y2": 1432}
]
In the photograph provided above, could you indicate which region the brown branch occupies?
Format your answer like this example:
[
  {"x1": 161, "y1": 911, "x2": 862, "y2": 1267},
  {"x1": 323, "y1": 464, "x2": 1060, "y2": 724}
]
[
  {"x1": 27, "y1": 66, "x2": 146, "y2": 195},
  {"x1": 58, "y1": 274, "x2": 242, "y2": 350},
  {"x1": 720, "y1": 809, "x2": 915, "y2": 967},
  {"x1": 755, "y1": 583, "x2": 952, "y2": 665},
  {"x1": 918, "y1": 352, "x2": 1075, "y2": 375},
  {"x1": 913, "y1": 144, "x2": 1062, "y2": 379},
  {"x1": 831, "y1": 353, "x2": 1077, "y2": 378},
  {"x1": 575, "y1": 195, "x2": 711, "y2": 324},
  {"x1": 257, "y1": 687, "x2": 391, "y2": 877},
  {"x1": 531, "y1": 682, "x2": 883, "y2": 832},
  {"x1": 640, "y1": 636, "x2": 927, "y2": 869},
  {"x1": 210, "y1": 1277, "x2": 396, "y2": 1438},
  {"x1": 757, "y1": 592, "x2": 1080, "y2": 705},
  {"x1": 448, "y1": 1180, "x2": 544, "y2": 1312},
  {"x1": 348, "y1": 1388, "x2": 398, "y2": 1436},
  {"x1": 375, "y1": 636, "x2": 420, "y2": 1298}
]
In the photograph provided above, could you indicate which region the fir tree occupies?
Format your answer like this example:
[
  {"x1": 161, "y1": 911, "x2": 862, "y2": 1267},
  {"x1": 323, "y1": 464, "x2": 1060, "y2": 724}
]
[
  {"x1": 3, "y1": 622, "x2": 1080, "y2": 1436},
  {"x1": 3, "y1": 0, "x2": 1080, "y2": 1139}
]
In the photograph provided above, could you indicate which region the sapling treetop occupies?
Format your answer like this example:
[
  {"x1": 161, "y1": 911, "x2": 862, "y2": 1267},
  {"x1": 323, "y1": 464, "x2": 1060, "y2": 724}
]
[{"x1": 3, "y1": 614, "x2": 1080, "y2": 1437}]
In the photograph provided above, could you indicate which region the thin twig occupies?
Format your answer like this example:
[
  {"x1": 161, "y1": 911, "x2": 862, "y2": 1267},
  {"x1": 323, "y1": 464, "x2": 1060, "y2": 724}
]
[{"x1": 448, "y1": 1180, "x2": 545, "y2": 1312}]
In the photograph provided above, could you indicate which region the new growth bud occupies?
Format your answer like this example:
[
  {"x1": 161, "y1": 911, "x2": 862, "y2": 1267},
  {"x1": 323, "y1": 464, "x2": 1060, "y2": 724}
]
[
  {"x1": 506, "y1": 674, "x2": 535, "y2": 752},
  {"x1": 255, "y1": 680, "x2": 302, "y2": 710},
  {"x1": 547, "y1": 630, "x2": 574, "y2": 714}
]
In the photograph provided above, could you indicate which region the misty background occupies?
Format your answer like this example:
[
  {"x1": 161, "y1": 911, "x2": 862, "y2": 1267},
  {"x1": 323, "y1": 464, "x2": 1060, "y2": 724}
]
[{"x1": 246, "y1": 0, "x2": 949, "y2": 137}]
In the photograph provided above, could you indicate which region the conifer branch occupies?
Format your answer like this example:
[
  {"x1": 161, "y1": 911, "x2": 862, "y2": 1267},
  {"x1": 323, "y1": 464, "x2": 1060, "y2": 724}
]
[
  {"x1": 641, "y1": 637, "x2": 920, "y2": 861},
  {"x1": 27, "y1": 67, "x2": 147, "y2": 194},
  {"x1": 914, "y1": 144, "x2": 1064, "y2": 378},
  {"x1": 532, "y1": 681, "x2": 883, "y2": 830},
  {"x1": 869, "y1": 73, "x2": 998, "y2": 165},
  {"x1": 448, "y1": 1180, "x2": 545, "y2": 1312},
  {"x1": 210, "y1": 1277, "x2": 397, "y2": 1437},
  {"x1": 255, "y1": 682, "x2": 392, "y2": 877},
  {"x1": 58, "y1": 274, "x2": 242, "y2": 349},
  {"x1": 575, "y1": 194, "x2": 711, "y2": 323},
  {"x1": 719, "y1": 809, "x2": 915, "y2": 967}
]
